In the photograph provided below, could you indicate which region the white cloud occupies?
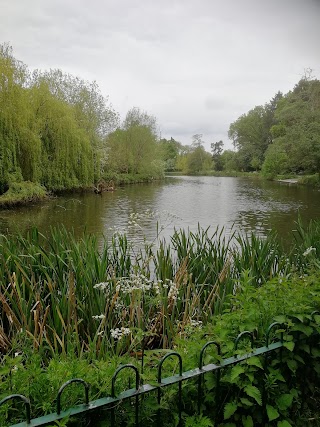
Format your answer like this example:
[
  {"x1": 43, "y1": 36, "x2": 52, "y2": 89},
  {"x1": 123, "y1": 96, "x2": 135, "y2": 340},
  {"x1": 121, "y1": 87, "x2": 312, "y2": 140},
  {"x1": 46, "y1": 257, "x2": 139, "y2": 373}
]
[{"x1": 1, "y1": 0, "x2": 319, "y2": 150}]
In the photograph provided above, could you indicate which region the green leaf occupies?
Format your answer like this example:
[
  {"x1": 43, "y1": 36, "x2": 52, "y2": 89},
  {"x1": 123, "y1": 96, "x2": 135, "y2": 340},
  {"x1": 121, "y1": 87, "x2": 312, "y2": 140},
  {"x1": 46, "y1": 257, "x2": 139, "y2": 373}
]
[
  {"x1": 246, "y1": 372, "x2": 254, "y2": 382},
  {"x1": 230, "y1": 365, "x2": 245, "y2": 382},
  {"x1": 311, "y1": 348, "x2": 320, "y2": 357},
  {"x1": 246, "y1": 356, "x2": 263, "y2": 369},
  {"x1": 291, "y1": 314, "x2": 305, "y2": 322},
  {"x1": 244, "y1": 385, "x2": 262, "y2": 405},
  {"x1": 274, "y1": 315, "x2": 287, "y2": 323},
  {"x1": 292, "y1": 323, "x2": 313, "y2": 336},
  {"x1": 293, "y1": 354, "x2": 305, "y2": 364},
  {"x1": 313, "y1": 314, "x2": 320, "y2": 324},
  {"x1": 277, "y1": 420, "x2": 293, "y2": 427},
  {"x1": 276, "y1": 394, "x2": 294, "y2": 411},
  {"x1": 266, "y1": 404, "x2": 280, "y2": 421},
  {"x1": 286, "y1": 359, "x2": 297, "y2": 373},
  {"x1": 240, "y1": 397, "x2": 254, "y2": 407},
  {"x1": 283, "y1": 341, "x2": 295, "y2": 351},
  {"x1": 224, "y1": 402, "x2": 238, "y2": 420},
  {"x1": 298, "y1": 343, "x2": 310, "y2": 354},
  {"x1": 242, "y1": 415, "x2": 253, "y2": 427}
]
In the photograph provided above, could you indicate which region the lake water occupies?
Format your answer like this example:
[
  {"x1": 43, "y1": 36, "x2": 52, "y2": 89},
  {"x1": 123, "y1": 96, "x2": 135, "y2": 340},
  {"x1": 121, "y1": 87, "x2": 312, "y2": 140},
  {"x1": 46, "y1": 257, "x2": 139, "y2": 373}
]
[{"x1": 1, "y1": 176, "x2": 320, "y2": 245}]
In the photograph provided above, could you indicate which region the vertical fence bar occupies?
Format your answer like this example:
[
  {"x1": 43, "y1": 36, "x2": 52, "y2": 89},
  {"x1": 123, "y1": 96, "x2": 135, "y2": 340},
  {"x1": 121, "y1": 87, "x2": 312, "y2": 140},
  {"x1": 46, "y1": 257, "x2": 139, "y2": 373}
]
[
  {"x1": 263, "y1": 322, "x2": 284, "y2": 425},
  {"x1": 157, "y1": 352, "x2": 183, "y2": 427},
  {"x1": 111, "y1": 364, "x2": 140, "y2": 427},
  {"x1": 198, "y1": 341, "x2": 221, "y2": 415}
]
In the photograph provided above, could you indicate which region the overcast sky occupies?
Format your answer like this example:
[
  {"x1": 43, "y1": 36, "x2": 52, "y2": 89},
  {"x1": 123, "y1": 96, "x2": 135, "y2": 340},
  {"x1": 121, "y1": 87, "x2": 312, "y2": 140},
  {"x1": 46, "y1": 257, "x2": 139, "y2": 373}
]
[{"x1": 1, "y1": 0, "x2": 320, "y2": 150}]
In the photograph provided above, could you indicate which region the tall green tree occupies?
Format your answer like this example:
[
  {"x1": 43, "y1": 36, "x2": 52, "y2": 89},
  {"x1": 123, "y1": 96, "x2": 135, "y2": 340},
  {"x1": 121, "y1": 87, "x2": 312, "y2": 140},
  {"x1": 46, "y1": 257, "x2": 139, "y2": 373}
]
[
  {"x1": 228, "y1": 93, "x2": 282, "y2": 171},
  {"x1": 211, "y1": 140, "x2": 224, "y2": 171},
  {"x1": 0, "y1": 43, "x2": 42, "y2": 190},
  {"x1": 267, "y1": 78, "x2": 320, "y2": 175},
  {"x1": 159, "y1": 137, "x2": 182, "y2": 171},
  {"x1": 105, "y1": 107, "x2": 164, "y2": 177}
]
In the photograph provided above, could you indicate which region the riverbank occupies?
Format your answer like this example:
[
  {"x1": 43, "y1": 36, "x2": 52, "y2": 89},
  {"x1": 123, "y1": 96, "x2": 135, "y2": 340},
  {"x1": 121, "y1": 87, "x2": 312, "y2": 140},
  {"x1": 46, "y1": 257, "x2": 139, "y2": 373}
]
[
  {"x1": 171, "y1": 170, "x2": 320, "y2": 188},
  {"x1": 0, "y1": 181, "x2": 48, "y2": 208},
  {"x1": 0, "y1": 173, "x2": 164, "y2": 208}
]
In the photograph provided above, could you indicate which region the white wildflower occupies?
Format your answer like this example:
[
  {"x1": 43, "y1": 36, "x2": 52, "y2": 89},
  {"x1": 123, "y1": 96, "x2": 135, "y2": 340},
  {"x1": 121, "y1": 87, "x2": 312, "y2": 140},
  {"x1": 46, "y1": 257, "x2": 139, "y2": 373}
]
[
  {"x1": 94, "y1": 282, "x2": 109, "y2": 291},
  {"x1": 92, "y1": 314, "x2": 105, "y2": 320},
  {"x1": 190, "y1": 320, "x2": 203, "y2": 329},
  {"x1": 110, "y1": 327, "x2": 131, "y2": 340},
  {"x1": 168, "y1": 282, "x2": 178, "y2": 300},
  {"x1": 303, "y1": 247, "x2": 316, "y2": 257}
]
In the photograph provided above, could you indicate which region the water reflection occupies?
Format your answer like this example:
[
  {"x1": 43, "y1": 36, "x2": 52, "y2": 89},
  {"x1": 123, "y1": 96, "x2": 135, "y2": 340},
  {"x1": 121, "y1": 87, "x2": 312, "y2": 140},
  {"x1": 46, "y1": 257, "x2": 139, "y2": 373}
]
[{"x1": 1, "y1": 176, "x2": 320, "y2": 246}]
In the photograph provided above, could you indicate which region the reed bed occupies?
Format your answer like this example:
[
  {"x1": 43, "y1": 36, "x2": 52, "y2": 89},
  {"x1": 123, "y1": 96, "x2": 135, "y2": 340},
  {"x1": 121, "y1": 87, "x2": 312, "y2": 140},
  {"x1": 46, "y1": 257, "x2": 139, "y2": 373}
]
[{"x1": 0, "y1": 218, "x2": 317, "y2": 360}]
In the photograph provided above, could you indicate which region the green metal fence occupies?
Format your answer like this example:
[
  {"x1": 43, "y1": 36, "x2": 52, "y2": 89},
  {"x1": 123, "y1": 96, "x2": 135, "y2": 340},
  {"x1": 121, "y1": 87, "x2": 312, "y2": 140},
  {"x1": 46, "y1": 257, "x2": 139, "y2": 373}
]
[{"x1": 0, "y1": 322, "x2": 289, "y2": 427}]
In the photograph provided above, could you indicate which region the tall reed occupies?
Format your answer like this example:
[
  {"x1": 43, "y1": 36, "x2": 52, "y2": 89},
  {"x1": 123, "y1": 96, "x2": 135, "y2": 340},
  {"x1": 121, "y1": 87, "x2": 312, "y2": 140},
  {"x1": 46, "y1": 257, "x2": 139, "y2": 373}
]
[{"x1": 0, "y1": 220, "x2": 315, "y2": 359}]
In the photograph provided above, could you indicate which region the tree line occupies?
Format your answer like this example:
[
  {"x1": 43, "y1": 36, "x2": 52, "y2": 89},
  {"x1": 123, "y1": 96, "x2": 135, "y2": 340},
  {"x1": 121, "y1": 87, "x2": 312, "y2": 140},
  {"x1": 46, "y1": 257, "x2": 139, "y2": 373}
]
[
  {"x1": 1, "y1": 43, "x2": 320, "y2": 197},
  {"x1": 160, "y1": 71, "x2": 320, "y2": 177},
  {"x1": 0, "y1": 44, "x2": 164, "y2": 196}
]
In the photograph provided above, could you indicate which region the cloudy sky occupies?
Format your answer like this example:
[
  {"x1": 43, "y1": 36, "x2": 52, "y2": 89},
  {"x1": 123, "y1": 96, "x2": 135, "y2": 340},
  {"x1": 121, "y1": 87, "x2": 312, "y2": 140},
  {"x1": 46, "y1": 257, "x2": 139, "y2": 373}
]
[{"x1": 1, "y1": 0, "x2": 320, "y2": 150}]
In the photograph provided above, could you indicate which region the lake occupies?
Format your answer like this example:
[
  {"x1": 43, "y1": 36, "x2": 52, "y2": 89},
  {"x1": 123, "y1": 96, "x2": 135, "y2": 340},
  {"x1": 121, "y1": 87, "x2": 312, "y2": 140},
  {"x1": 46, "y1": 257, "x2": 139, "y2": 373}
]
[{"x1": 1, "y1": 176, "x2": 320, "y2": 246}]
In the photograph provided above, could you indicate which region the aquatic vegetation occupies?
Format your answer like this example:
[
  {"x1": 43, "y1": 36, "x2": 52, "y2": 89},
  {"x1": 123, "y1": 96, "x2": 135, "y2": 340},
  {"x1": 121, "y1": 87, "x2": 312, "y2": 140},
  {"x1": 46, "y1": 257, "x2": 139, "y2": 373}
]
[{"x1": 0, "y1": 217, "x2": 317, "y2": 359}]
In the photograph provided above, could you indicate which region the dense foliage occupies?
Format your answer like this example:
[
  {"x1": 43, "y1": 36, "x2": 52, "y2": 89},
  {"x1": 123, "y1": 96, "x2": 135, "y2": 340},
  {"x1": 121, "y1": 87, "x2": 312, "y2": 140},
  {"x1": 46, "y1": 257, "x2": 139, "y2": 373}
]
[
  {"x1": 228, "y1": 73, "x2": 320, "y2": 177},
  {"x1": 1, "y1": 219, "x2": 320, "y2": 425},
  {"x1": 1, "y1": 43, "x2": 319, "y2": 196},
  {"x1": 0, "y1": 44, "x2": 164, "y2": 202}
]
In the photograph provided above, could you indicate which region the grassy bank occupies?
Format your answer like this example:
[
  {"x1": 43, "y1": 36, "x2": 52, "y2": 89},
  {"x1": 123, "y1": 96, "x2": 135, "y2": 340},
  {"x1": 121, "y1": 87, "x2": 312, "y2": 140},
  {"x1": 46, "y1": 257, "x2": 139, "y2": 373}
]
[
  {"x1": 0, "y1": 172, "x2": 164, "y2": 208},
  {"x1": 0, "y1": 181, "x2": 48, "y2": 208}
]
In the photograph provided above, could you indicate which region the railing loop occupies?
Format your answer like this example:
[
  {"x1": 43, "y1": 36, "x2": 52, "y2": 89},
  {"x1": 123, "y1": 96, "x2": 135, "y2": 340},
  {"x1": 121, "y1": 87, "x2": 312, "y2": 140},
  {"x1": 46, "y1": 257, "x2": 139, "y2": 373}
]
[
  {"x1": 234, "y1": 331, "x2": 254, "y2": 356},
  {"x1": 56, "y1": 378, "x2": 89, "y2": 415},
  {"x1": 111, "y1": 364, "x2": 140, "y2": 397},
  {"x1": 266, "y1": 322, "x2": 284, "y2": 347},
  {"x1": 111, "y1": 364, "x2": 140, "y2": 427},
  {"x1": 157, "y1": 351, "x2": 183, "y2": 383},
  {"x1": 157, "y1": 351, "x2": 183, "y2": 426},
  {"x1": 199, "y1": 341, "x2": 221, "y2": 369},
  {"x1": 0, "y1": 394, "x2": 31, "y2": 424}
]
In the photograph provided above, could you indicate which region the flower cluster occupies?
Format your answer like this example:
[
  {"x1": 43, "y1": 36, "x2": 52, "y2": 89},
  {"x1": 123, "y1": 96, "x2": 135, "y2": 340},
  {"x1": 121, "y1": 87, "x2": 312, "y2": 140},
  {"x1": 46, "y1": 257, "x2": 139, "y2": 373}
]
[
  {"x1": 167, "y1": 281, "x2": 179, "y2": 300},
  {"x1": 115, "y1": 274, "x2": 161, "y2": 295},
  {"x1": 110, "y1": 327, "x2": 131, "y2": 340},
  {"x1": 190, "y1": 319, "x2": 203, "y2": 329}
]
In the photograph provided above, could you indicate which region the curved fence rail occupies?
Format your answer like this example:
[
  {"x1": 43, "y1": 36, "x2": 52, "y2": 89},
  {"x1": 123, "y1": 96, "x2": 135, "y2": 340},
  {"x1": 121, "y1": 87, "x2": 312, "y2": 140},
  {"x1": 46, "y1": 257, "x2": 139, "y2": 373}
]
[{"x1": 0, "y1": 321, "x2": 296, "y2": 427}]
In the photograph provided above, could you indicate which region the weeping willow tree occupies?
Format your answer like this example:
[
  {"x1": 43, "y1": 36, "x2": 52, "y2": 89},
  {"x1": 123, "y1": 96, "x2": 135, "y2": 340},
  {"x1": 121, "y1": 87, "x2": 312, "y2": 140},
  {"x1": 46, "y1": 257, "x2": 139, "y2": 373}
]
[
  {"x1": 0, "y1": 44, "x2": 118, "y2": 195},
  {"x1": 32, "y1": 69, "x2": 119, "y2": 182},
  {"x1": 0, "y1": 43, "x2": 40, "y2": 192},
  {"x1": 28, "y1": 80, "x2": 94, "y2": 189}
]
